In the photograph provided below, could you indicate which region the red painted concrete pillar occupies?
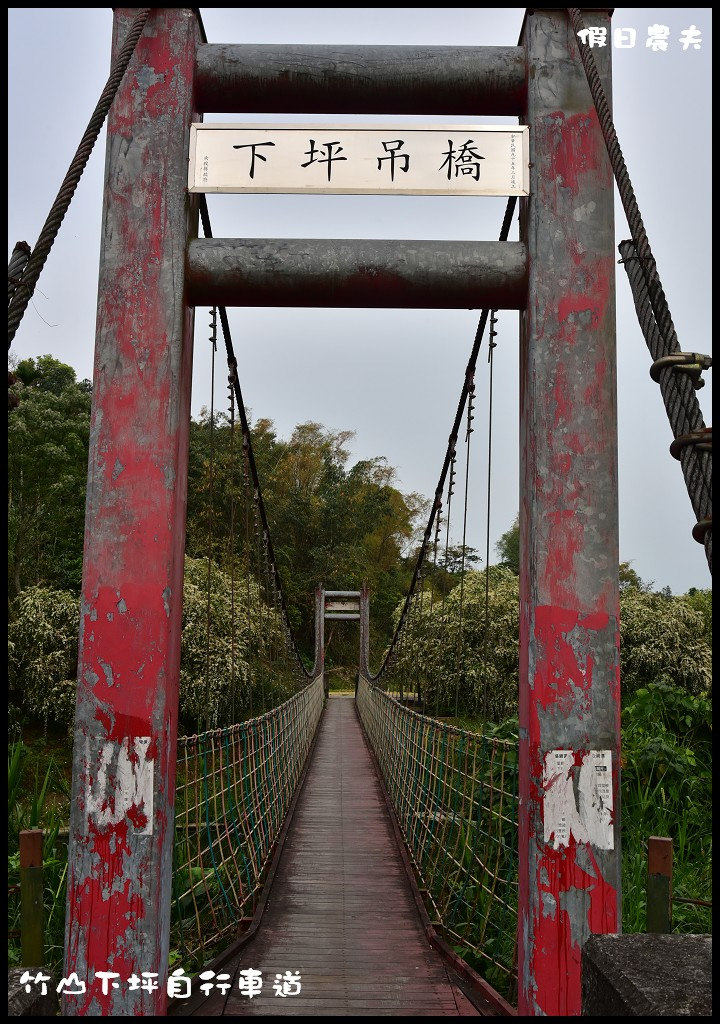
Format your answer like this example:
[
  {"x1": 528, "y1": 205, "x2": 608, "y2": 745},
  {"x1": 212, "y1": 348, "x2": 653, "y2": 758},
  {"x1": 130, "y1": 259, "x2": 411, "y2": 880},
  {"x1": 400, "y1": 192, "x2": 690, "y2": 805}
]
[
  {"x1": 518, "y1": 10, "x2": 621, "y2": 1016},
  {"x1": 64, "y1": 10, "x2": 201, "y2": 1016}
]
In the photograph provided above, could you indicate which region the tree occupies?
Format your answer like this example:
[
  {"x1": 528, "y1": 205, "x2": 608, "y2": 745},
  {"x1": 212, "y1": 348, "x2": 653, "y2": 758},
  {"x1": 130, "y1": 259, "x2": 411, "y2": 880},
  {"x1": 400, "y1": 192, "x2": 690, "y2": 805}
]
[
  {"x1": 8, "y1": 558, "x2": 296, "y2": 734},
  {"x1": 8, "y1": 585, "x2": 80, "y2": 732},
  {"x1": 495, "y1": 515, "x2": 519, "y2": 574},
  {"x1": 8, "y1": 356, "x2": 92, "y2": 597},
  {"x1": 179, "y1": 557, "x2": 294, "y2": 732},
  {"x1": 390, "y1": 566, "x2": 711, "y2": 722},
  {"x1": 619, "y1": 586, "x2": 711, "y2": 701},
  {"x1": 683, "y1": 587, "x2": 712, "y2": 646},
  {"x1": 619, "y1": 560, "x2": 653, "y2": 593},
  {"x1": 184, "y1": 414, "x2": 425, "y2": 666},
  {"x1": 391, "y1": 566, "x2": 520, "y2": 721}
]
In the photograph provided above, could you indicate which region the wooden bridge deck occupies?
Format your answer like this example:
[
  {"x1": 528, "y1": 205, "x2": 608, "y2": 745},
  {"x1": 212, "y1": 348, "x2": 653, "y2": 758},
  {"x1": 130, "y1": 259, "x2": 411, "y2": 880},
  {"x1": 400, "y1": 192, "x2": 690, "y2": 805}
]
[{"x1": 191, "y1": 695, "x2": 481, "y2": 1016}]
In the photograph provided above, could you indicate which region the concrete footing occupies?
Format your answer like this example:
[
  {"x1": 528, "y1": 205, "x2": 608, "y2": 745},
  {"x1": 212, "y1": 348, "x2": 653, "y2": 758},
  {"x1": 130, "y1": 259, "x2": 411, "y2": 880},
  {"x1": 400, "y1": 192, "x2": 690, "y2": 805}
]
[{"x1": 582, "y1": 934, "x2": 712, "y2": 1016}]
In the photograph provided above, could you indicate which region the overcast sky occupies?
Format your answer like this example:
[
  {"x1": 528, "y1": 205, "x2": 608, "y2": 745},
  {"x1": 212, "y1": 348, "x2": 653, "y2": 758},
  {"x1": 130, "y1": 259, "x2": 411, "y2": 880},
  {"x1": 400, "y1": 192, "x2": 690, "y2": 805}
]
[{"x1": 8, "y1": 9, "x2": 712, "y2": 595}]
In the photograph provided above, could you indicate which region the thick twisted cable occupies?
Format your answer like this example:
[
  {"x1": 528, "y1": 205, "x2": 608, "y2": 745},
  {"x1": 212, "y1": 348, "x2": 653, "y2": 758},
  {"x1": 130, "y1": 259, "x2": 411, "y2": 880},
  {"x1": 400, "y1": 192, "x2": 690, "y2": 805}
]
[
  {"x1": 568, "y1": 9, "x2": 711, "y2": 572},
  {"x1": 8, "y1": 242, "x2": 31, "y2": 306},
  {"x1": 7, "y1": 8, "x2": 152, "y2": 347},
  {"x1": 567, "y1": 8, "x2": 681, "y2": 352},
  {"x1": 619, "y1": 240, "x2": 711, "y2": 571}
]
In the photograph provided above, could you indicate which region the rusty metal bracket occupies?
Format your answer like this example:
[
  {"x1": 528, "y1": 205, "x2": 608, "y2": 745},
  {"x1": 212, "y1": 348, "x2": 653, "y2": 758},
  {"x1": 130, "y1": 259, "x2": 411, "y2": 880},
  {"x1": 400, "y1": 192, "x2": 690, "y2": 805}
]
[
  {"x1": 650, "y1": 352, "x2": 712, "y2": 390},
  {"x1": 692, "y1": 517, "x2": 712, "y2": 545},
  {"x1": 669, "y1": 427, "x2": 712, "y2": 460}
]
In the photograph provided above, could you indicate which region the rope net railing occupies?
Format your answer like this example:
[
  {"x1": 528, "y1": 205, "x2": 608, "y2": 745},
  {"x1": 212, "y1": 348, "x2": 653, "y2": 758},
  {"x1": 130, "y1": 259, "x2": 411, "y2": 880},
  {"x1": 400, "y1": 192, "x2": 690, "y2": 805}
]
[
  {"x1": 356, "y1": 675, "x2": 519, "y2": 1004},
  {"x1": 171, "y1": 673, "x2": 324, "y2": 968}
]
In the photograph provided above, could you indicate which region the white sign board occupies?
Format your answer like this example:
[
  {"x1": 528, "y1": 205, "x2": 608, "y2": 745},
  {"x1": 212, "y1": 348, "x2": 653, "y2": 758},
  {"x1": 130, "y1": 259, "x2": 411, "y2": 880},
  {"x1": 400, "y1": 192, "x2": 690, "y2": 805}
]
[
  {"x1": 325, "y1": 600, "x2": 361, "y2": 613},
  {"x1": 189, "y1": 123, "x2": 529, "y2": 197}
]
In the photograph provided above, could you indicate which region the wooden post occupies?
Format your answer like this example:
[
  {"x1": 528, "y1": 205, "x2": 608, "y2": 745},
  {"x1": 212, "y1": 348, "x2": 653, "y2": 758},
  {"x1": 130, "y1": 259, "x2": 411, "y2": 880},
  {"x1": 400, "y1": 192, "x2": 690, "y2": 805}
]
[
  {"x1": 518, "y1": 9, "x2": 621, "y2": 1016},
  {"x1": 647, "y1": 837, "x2": 673, "y2": 933},
  {"x1": 20, "y1": 829, "x2": 44, "y2": 968},
  {"x1": 63, "y1": 9, "x2": 201, "y2": 1015}
]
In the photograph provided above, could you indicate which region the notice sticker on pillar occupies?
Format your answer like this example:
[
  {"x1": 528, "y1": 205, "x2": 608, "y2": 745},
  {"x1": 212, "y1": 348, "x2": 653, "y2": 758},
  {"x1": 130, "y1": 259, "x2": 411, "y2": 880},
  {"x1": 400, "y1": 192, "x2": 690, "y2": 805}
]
[
  {"x1": 85, "y1": 736, "x2": 154, "y2": 835},
  {"x1": 543, "y1": 749, "x2": 613, "y2": 850}
]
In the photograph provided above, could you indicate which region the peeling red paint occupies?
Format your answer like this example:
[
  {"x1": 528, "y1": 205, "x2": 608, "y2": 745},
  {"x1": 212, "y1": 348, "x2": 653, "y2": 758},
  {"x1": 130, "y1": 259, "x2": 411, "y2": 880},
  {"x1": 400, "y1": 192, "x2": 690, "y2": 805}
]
[
  {"x1": 520, "y1": 33, "x2": 620, "y2": 1008},
  {"x1": 584, "y1": 357, "x2": 608, "y2": 407},
  {"x1": 531, "y1": 606, "x2": 608, "y2": 721},
  {"x1": 522, "y1": 604, "x2": 620, "y2": 1014},
  {"x1": 532, "y1": 841, "x2": 618, "y2": 1016},
  {"x1": 64, "y1": 9, "x2": 199, "y2": 1016},
  {"x1": 553, "y1": 370, "x2": 571, "y2": 427},
  {"x1": 95, "y1": 710, "x2": 153, "y2": 747},
  {"x1": 545, "y1": 109, "x2": 603, "y2": 199},
  {"x1": 66, "y1": 821, "x2": 151, "y2": 1014}
]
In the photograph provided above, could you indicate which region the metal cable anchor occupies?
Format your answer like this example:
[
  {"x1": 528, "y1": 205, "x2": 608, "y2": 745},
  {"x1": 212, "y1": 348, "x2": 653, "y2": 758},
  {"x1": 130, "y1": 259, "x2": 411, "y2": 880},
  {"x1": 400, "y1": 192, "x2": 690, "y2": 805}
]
[
  {"x1": 692, "y1": 516, "x2": 712, "y2": 545},
  {"x1": 669, "y1": 427, "x2": 712, "y2": 460},
  {"x1": 650, "y1": 352, "x2": 712, "y2": 390}
]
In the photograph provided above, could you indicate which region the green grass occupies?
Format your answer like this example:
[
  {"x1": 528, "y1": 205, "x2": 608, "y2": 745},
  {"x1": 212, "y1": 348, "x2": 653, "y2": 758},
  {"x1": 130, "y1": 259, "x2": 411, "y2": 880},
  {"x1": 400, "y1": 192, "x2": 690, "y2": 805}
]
[{"x1": 8, "y1": 735, "x2": 72, "y2": 979}]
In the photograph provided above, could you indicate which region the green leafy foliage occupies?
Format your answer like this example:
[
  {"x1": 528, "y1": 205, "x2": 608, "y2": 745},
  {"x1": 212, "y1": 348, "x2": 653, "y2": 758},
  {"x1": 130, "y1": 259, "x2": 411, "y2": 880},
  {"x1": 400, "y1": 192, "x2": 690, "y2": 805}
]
[
  {"x1": 391, "y1": 556, "x2": 711, "y2": 719},
  {"x1": 8, "y1": 586, "x2": 80, "y2": 731},
  {"x1": 8, "y1": 356, "x2": 91, "y2": 596},
  {"x1": 185, "y1": 413, "x2": 425, "y2": 666},
  {"x1": 393, "y1": 566, "x2": 521, "y2": 720},
  {"x1": 620, "y1": 684, "x2": 712, "y2": 934},
  {"x1": 7, "y1": 560, "x2": 297, "y2": 734},
  {"x1": 495, "y1": 514, "x2": 519, "y2": 574},
  {"x1": 619, "y1": 585, "x2": 712, "y2": 700},
  {"x1": 179, "y1": 556, "x2": 294, "y2": 732}
]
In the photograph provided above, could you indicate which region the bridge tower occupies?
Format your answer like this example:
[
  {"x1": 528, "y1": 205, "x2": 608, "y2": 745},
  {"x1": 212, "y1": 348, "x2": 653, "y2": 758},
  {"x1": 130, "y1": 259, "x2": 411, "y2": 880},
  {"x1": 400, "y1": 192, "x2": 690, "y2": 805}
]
[{"x1": 64, "y1": 8, "x2": 620, "y2": 1016}]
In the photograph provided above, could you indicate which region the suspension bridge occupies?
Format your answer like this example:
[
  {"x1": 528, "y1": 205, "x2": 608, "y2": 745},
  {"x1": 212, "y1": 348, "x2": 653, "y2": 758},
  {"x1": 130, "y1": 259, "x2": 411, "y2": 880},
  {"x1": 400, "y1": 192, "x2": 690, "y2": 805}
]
[{"x1": 7, "y1": 7, "x2": 711, "y2": 1018}]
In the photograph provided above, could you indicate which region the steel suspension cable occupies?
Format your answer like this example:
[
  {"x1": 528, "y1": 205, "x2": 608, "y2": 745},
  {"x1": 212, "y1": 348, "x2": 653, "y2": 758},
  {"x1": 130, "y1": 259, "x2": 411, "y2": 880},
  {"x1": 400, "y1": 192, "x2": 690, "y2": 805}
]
[
  {"x1": 453, "y1": 379, "x2": 475, "y2": 721},
  {"x1": 568, "y1": 8, "x2": 712, "y2": 572},
  {"x1": 204, "y1": 309, "x2": 218, "y2": 730},
  {"x1": 435, "y1": 455, "x2": 456, "y2": 715},
  {"x1": 242, "y1": 436, "x2": 254, "y2": 717},
  {"x1": 430, "y1": 502, "x2": 443, "y2": 718},
  {"x1": 8, "y1": 8, "x2": 152, "y2": 346},
  {"x1": 199, "y1": 196, "x2": 312, "y2": 679},
  {"x1": 483, "y1": 313, "x2": 498, "y2": 721},
  {"x1": 367, "y1": 196, "x2": 517, "y2": 681},
  {"x1": 416, "y1": 568, "x2": 426, "y2": 707},
  {"x1": 255, "y1": 504, "x2": 268, "y2": 710},
  {"x1": 228, "y1": 372, "x2": 237, "y2": 723},
  {"x1": 7, "y1": 243, "x2": 30, "y2": 306}
]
